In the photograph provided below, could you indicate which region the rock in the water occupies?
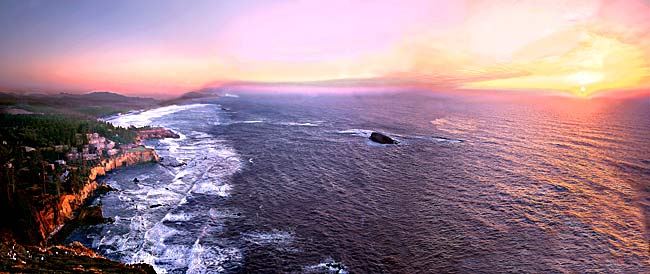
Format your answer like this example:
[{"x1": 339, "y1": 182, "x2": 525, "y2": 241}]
[
  {"x1": 130, "y1": 263, "x2": 157, "y2": 274},
  {"x1": 133, "y1": 177, "x2": 139, "y2": 183},
  {"x1": 369, "y1": 132, "x2": 399, "y2": 144},
  {"x1": 77, "y1": 205, "x2": 104, "y2": 225},
  {"x1": 96, "y1": 182, "x2": 117, "y2": 195},
  {"x1": 160, "y1": 157, "x2": 186, "y2": 167}
]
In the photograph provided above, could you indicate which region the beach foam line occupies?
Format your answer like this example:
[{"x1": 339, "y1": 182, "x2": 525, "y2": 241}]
[{"x1": 106, "y1": 104, "x2": 213, "y2": 128}]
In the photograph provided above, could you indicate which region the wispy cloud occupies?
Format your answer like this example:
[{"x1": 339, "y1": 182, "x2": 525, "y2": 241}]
[{"x1": 0, "y1": 0, "x2": 647, "y2": 97}]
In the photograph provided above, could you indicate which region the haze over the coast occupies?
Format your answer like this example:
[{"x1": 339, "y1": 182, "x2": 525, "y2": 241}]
[
  {"x1": 1, "y1": 1, "x2": 649, "y2": 272},
  {"x1": 1, "y1": 0, "x2": 648, "y2": 98}
]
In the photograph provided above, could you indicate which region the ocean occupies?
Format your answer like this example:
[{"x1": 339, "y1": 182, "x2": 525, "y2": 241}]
[{"x1": 67, "y1": 91, "x2": 650, "y2": 273}]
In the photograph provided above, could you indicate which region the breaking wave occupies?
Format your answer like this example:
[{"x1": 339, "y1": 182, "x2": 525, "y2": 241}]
[
  {"x1": 105, "y1": 104, "x2": 212, "y2": 128},
  {"x1": 86, "y1": 104, "x2": 245, "y2": 273}
]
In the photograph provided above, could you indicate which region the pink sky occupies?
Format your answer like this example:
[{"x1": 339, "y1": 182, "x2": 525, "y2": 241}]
[{"x1": 0, "y1": 0, "x2": 648, "y2": 98}]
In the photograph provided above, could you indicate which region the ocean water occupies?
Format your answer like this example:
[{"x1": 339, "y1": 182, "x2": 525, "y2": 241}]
[{"x1": 67, "y1": 92, "x2": 650, "y2": 273}]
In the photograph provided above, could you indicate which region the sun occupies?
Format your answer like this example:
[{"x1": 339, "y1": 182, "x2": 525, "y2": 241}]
[{"x1": 574, "y1": 86, "x2": 590, "y2": 97}]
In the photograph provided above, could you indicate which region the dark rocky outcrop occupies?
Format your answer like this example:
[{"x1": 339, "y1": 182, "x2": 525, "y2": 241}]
[
  {"x1": 369, "y1": 132, "x2": 399, "y2": 144},
  {"x1": 160, "y1": 157, "x2": 186, "y2": 167},
  {"x1": 77, "y1": 205, "x2": 105, "y2": 225},
  {"x1": 0, "y1": 237, "x2": 156, "y2": 274},
  {"x1": 95, "y1": 182, "x2": 117, "y2": 196},
  {"x1": 133, "y1": 177, "x2": 139, "y2": 183}
]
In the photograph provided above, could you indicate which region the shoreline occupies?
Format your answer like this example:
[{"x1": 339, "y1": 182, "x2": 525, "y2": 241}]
[
  {"x1": 0, "y1": 126, "x2": 178, "y2": 272},
  {"x1": 43, "y1": 145, "x2": 161, "y2": 245},
  {"x1": 1, "y1": 102, "x2": 220, "y2": 272},
  {"x1": 0, "y1": 148, "x2": 161, "y2": 272},
  {"x1": 77, "y1": 102, "x2": 240, "y2": 273},
  {"x1": 0, "y1": 235, "x2": 157, "y2": 273},
  {"x1": 0, "y1": 97, "x2": 220, "y2": 271}
]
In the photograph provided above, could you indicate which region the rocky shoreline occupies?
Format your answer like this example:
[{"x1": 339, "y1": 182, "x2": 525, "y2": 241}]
[
  {"x1": 33, "y1": 147, "x2": 160, "y2": 244},
  {"x1": 1, "y1": 136, "x2": 167, "y2": 272},
  {"x1": 0, "y1": 235, "x2": 156, "y2": 273}
]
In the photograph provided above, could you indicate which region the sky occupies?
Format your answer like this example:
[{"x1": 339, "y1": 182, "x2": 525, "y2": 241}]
[{"x1": 0, "y1": 0, "x2": 648, "y2": 98}]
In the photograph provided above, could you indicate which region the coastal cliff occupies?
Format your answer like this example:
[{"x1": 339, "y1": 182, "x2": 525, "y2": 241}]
[
  {"x1": 90, "y1": 147, "x2": 160, "y2": 180},
  {"x1": 0, "y1": 93, "x2": 181, "y2": 272},
  {"x1": 0, "y1": 236, "x2": 156, "y2": 273},
  {"x1": 9, "y1": 148, "x2": 159, "y2": 245}
]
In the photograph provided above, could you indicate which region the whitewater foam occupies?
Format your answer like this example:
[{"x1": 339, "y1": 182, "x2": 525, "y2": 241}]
[
  {"x1": 278, "y1": 121, "x2": 321, "y2": 127},
  {"x1": 106, "y1": 104, "x2": 212, "y2": 128},
  {"x1": 243, "y1": 230, "x2": 294, "y2": 246},
  {"x1": 304, "y1": 259, "x2": 349, "y2": 274},
  {"x1": 337, "y1": 129, "x2": 374, "y2": 137},
  {"x1": 84, "y1": 103, "x2": 246, "y2": 272}
]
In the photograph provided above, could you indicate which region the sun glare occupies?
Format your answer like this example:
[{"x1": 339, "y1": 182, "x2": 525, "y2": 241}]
[{"x1": 569, "y1": 72, "x2": 603, "y2": 86}]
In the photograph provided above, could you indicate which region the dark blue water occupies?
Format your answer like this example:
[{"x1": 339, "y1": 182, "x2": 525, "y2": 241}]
[{"x1": 69, "y1": 92, "x2": 650, "y2": 273}]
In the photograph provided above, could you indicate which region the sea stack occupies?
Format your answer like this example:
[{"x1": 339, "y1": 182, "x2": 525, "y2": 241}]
[{"x1": 369, "y1": 132, "x2": 399, "y2": 144}]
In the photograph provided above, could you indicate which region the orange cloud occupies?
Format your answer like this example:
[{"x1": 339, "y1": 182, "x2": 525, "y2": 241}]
[
  {"x1": 464, "y1": 30, "x2": 650, "y2": 97},
  {"x1": 1, "y1": 0, "x2": 648, "y2": 98}
]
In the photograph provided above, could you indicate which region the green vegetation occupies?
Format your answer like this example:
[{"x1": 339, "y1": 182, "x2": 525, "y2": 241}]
[
  {"x1": 0, "y1": 113, "x2": 150, "y2": 196},
  {"x1": 0, "y1": 113, "x2": 141, "y2": 200},
  {"x1": 0, "y1": 91, "x2": 175, "y2": 244},
  {"x1": 0, "y1": 112, "x2": 149, "y2": 243},
  {"x1": 0, "y1": 91, "x2": 158, "y2": 118},
  {"x1": 0, "y1": 113, "x2": 140, "y2": 147}
]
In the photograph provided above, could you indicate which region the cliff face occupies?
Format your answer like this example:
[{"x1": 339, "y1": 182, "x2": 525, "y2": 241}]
[
  {"x1": 31, "y1": 181, "x2": 98, "y2": 245},
  {"x1": 90, "y1": 148, "x2": 159, "y2": 180},
  {"x1": 24, "y1": 148, "x2": 159, "y2": 244},
  {"x1": 0, "y1": 237, "x2": 156, "y2": 273}
]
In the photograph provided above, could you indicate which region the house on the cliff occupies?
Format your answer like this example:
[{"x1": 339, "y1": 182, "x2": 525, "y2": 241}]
[{"x1": 107, "y1": 148, "x2": 119, "y2": 156}]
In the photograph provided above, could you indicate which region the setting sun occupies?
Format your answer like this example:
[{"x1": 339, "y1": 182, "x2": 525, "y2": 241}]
[{"x1": 464, "y1": 31, "x2": 649, "y2": 98}]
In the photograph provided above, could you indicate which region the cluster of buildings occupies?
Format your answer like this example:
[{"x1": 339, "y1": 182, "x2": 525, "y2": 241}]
[{"x1": 66, "y1": 133, "x2": 119, "y2": 160}]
